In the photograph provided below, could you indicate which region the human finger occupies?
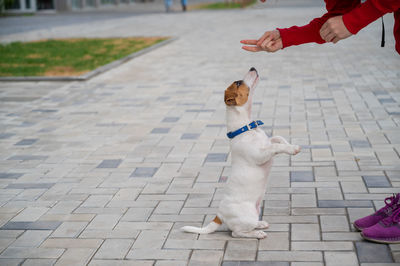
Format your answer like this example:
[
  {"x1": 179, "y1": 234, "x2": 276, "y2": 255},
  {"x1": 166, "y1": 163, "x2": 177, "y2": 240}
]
[
  {"x1": 332, "y1": 37, "x2": 340, "y2": 43},
  {"x1": 323, "y1": 32, "x2": 336, "y2": 42},
  {"x1": 320, "y1": 21, "x2": 329, "y2": 34},
  {"x1": 267, "y1": 40, "x2": 282, "y2": 52},
  {"x1": 319, "y1": 27, "x2": 331, "y2": 41},
  {"x1": 256, "y1": 31, "x2": 272, "y2": 46},
  {"x1": 260, "y1": 38, "x2": 272, "y2": 51},
  {"x1": 242, "y1": 46, "x2": 262, "y2": 52},
  {"x1": 240, "y1": 39, "x2": 258, "y2": 45}
]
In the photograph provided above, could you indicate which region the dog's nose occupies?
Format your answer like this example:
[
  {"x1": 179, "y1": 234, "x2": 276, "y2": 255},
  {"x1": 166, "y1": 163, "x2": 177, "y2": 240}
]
[{"x1": 250, "y1": 67, "x2": 257, "y2": 73}]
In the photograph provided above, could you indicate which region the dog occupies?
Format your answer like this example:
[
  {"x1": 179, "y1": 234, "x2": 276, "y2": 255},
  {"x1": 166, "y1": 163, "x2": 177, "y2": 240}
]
[{"x1": 182, "y1": 67, "x2": 300, "y2": 239}]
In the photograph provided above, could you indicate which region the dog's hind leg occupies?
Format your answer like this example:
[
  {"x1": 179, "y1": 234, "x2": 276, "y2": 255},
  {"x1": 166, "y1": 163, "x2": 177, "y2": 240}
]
[{"x1": 232, "y1": 230, "x2": 267, "y2": 239}]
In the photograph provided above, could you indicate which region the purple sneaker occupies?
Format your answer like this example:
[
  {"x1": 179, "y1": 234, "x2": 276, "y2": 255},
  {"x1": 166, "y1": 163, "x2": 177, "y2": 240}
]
[
  {"x1": 353, "y1": 193, "x2": 399, "y2": 231},
  {"x1": 361, "y1": 208, "x2": 400, "y2": 244}
]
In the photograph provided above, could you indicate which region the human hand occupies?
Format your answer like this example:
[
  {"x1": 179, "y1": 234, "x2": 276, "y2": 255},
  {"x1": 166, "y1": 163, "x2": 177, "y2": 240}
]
[
  {"x1": 241, "y1": 30, "x2": 283, "y2": 53},
  {"x1": 320, "y1": 16, "x2": 352, "y2": 43}
]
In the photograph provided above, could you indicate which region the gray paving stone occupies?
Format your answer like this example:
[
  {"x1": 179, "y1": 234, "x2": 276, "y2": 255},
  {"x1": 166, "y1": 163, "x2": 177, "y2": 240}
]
[
  {"x1": 5, "y1": 183, "x2": 55, "y2": 189},
  {"x1": 15, "y1": 139, "x2": 38, "y2": 146},
  {"x1": 96, "y1": 159, "x2": 122, "y2": 168},
  {"x1": 86, "y1": 214, "x2": 121, "y2": 230},
  {"x1": 350, "y1": 140, "x2": 371, "y2": 148},
  {"x1": 318, "y1": 200, "x2": 373, "y2": 208},
  {"x1": 0, "y1": 133, "x2": 15, "y2": 139},
  {"x1": 7, "y1": 155, "x2": 48, "y2": 161},
  {"x1": 132, "y1": 230, "x2": 168, "y2": 249},
  {"x1": 22, "y1": 259, "x2": 57, "y2": 266},
  {"x1": 205, "y1": 153, "x2": 228, "y2": 163},
  {"x1": 292, "y1": 194, "x2": 316, "y2": 207},
  {"x1": 55, "y1": 247, "x2": 95, "y2": 265},
  {"x1": 0, "y1": 173, "x2": 23, "y2": 179},
  {"x1": 11, "y1": 207, "x2": 49, "y2": 222},
  {"x1": 362, "y1": 175, "x2": 391, "y2": 187},
  {"x1": 51, "y1": 221, "x2": 87, "y2": 238},
  {"x1": 151, "y1": 128, "x2": 170, "y2": 134},
  {"x1": 121, "y1": 208, "x2": 153, "y2": 222},
  {"x1": 126, "y1": 249, "x2": 191, "y2": 260},
  {"x1": 11, "y1": 230, "x2": 51, "y2": 247},
  {"x1": 162, "y1": 117, "x2": 179, "y2": 123},
  {"x1": 223, "y1": 263, "x2": 289, "y2": 266},
  {"x1": 379, "y1": 98, "x2": 396, "y2": 103},
  {"x1": 259, "y1": 232, "x2": 289, "y2": 250},
  {"x1": 0, "y1": 259, "x2": 24, "y2": 266},
  {"x1": 257, "y1": 251, "x2": 323, "y2": 262},
  {"x1": 290, "y1": 171, "x2": 314, "y2": 182},
  {"x1": 1, "y1": 221, "x2": 61, "y2": 230},
  {"x1": 320, "y1": 216, "x2": 349, "y2": 232},
  {"x1": 325, "y1": 252, "x2": 359, "y2": 266},
  {"x1": 356, "y1": 242, "x2": 393, "y2": 263},
  {"x1": 304, "y1": 98, "x2": 334, "y2": 101},
  {"x1": 291, "y1": 224, "x2": 320, "y2": 241},
  {"x1": 190, "y1": 250, "x2": 223, "y2": 265},
  {"x1": 181, "y1": 133, "x2": 200, "y2": 140},
  {"x1": 224, "y1": 240, "x2": 258, "y2": 261},
  {"x1": 0, "y1": 247, "x2": 64, "y2": 259},
  {"x1": 90, "y1": 260, "x2": 154, "y2": 266},
  {"x1": 94, "y1": 239, "x2": 133, "y2": 259},
  {"x1": 292, "y1": 241, "x2": 353, "y2": 251},
  {"x1": 130, "y1": 167, "x2": 158, "y2": 178}
]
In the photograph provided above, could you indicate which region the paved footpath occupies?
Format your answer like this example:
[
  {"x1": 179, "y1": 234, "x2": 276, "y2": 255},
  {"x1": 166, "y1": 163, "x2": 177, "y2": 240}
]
[{"x1": 0, "y1": 1, "x2": 400, "y2": 265}]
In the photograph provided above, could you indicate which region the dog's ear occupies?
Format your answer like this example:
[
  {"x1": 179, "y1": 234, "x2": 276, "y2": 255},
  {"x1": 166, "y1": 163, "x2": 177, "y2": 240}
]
[
  {"x1": 225, "y1": 83, "x2": 249, "y2": 106},
  {"x1": 224, "y1": 84, "x2": 238, "y2": 106},
  {"x1": 235, "y1": 85, "x2": 249, "y2": 106}
]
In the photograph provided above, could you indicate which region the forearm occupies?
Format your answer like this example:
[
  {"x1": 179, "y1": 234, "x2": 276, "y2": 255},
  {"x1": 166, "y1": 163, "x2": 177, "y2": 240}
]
[
  {"x1": 277, "y1": 0, "x2": 362, "y2": 49},
  {"x1": 277, "y1": 13, "x2": 339, "y2": 48},
  {"x1": 343, "y1": 0, "x2": 400, "y2": 34}
]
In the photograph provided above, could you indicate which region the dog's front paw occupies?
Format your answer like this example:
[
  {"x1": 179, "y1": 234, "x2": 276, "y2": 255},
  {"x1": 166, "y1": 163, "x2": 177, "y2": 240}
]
[
  {"x1": 289, "y1": 145, "x2": 301, "y2": 155},
  {"x1": 255, "y1": 230, "x2": 267, "y2": 239}
]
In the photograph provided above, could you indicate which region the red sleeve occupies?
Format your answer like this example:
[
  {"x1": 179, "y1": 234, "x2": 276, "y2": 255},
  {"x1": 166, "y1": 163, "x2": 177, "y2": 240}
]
[
  {"x1": 343, "y1": 0, "x2": 400, "y2": 34},
  {"x1": 277, "y1": 0, "x2": 360, "y2": 49}
]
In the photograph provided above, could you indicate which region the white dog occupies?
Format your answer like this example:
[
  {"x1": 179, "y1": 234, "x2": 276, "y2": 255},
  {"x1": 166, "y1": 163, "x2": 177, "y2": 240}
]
[{"x1": 182, "y1": 68, "x2": 300, "y2": 239}]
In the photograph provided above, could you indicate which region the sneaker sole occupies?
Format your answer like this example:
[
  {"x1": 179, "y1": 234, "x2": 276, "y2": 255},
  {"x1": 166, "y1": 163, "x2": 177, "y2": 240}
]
[
  {"x1": 361, "y1": 232, "x2": 400, "y2": 244},
  {"x1": 353, "y1": 222, "x2": 363, "y2": 232}
]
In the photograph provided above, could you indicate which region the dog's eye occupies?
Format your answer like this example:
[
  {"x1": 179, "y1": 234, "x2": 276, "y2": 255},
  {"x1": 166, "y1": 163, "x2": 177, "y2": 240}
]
[{"x1": 235, "y1": 80, "x2": 243, "y2": 87}]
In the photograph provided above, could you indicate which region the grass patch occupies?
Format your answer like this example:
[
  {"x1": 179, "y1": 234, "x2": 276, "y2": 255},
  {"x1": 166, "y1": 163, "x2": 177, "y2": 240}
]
[
  {"x1": 0, "y1": 37, "x2": 168, "y2": 77},
  {"x1": 0, "y1": 12, "x2": 34, "y2": 17},
  {"x1": 191, "y1": 0, "x2": 256, "y2": 10}
]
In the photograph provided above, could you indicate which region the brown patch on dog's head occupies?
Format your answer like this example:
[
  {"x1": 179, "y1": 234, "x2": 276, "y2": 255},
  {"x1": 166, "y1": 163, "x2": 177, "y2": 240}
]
[{"x1": 224, "y1": 80, "x2": 249, "y2": 106}]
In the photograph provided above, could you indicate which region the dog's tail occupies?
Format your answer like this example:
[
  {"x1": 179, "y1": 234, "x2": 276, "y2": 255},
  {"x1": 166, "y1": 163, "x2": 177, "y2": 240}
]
[{"x1": 181, "y1": 216, "x2": 222, "y2": 234}]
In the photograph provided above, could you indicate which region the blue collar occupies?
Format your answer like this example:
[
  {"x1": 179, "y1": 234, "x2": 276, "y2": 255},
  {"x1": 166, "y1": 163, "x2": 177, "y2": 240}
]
[{"x1": 227, "y1": 120, "x2": 264, "y2": 139}]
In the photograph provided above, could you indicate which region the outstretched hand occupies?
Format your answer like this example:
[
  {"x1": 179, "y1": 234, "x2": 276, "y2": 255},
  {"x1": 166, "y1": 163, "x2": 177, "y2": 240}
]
[
  {"x1": 241, "y1": 30, "x2": 283, "y2": 53},
  {"x1": 320, "y1": 16, "x2": 352, "y2": 43}
]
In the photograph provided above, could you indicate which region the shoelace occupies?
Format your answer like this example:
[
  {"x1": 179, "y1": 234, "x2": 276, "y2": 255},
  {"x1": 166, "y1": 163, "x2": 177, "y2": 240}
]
[
  {"x1": 377, "y1": 193, "x2": 400, "y2": 216},
  {"x1": 381, "y1": 208, "x2": 400, "y2": 226}
]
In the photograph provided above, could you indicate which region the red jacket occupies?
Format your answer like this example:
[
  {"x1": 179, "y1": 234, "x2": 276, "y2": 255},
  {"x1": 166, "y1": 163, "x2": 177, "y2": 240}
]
[{"x1": 277, "y1": 0, "x2": 400, "y2": 54}]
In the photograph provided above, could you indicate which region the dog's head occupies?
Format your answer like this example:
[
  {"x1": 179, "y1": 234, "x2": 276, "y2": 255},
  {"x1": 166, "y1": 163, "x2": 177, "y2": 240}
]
[{"x1": 224, "y1": 67, "x2": 259, "y2": 107}]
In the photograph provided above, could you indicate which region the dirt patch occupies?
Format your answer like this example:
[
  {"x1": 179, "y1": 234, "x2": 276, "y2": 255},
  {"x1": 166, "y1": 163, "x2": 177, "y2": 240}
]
[
  {"x1": 44, "y1": 66, "x2": 87, "y2": 76},
  {"x1": 26, "y1": 54, "x2": 42, "y2": 59},
  {"x1": 0, "y1": 63, "x2": 45, "y2": 67}
]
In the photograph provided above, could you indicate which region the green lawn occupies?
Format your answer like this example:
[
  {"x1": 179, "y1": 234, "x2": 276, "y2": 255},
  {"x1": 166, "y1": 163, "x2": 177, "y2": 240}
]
[
  {"x1": 192, "y1": 0, "x2": 256, "y2": 10},
  {"x1": 0, "y1": 37, "x2": 167, "y2": 77}
]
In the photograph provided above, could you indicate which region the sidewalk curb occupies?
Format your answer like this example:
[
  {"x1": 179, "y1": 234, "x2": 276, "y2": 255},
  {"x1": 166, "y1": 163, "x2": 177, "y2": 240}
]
[{"x1": 0, "y1": 37, "x2": 177, "y2": 82}]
